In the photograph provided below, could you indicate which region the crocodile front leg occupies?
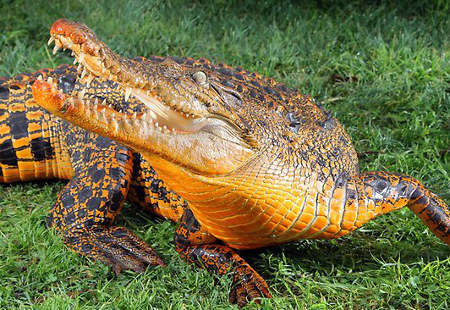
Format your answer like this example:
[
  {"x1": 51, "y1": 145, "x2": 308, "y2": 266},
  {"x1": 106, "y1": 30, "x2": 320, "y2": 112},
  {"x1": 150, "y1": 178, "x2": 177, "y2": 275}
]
[
  {"x1": 175, "y1": 208, "x2": 272, "y2": 307},
  {"x1": 48, "y1": 132, "x2": 165, "y2": 273}
]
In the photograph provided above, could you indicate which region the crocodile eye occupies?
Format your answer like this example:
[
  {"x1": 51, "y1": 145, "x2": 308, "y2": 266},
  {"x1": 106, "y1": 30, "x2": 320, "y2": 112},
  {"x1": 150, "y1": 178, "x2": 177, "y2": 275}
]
[{"x1": 193, "y1": 71, "x2": 208, "y2": 85}]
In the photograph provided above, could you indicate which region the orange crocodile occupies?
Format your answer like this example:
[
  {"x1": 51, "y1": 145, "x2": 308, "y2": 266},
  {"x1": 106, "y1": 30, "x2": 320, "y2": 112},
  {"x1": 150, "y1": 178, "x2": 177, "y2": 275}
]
[
  {"x1": 0, "y1": 64, "x2": 185, "y2": 269},
  {"x1": 6, "y1": 18, "x2": 449, "y2": 307}
]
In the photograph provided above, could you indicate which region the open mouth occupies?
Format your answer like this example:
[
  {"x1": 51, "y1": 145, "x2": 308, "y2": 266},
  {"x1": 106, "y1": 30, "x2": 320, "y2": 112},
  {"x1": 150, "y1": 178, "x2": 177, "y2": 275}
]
[
  {"x1": 33, "y1": 19, "x2": 253, "y2": 175},
  {"x1": 43, "y1": 19, "x2": 208, "y2": 135}
]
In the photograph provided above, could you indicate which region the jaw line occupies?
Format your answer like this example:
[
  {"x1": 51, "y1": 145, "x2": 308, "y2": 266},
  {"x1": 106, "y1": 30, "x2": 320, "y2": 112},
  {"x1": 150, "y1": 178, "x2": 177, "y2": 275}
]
[
  {"x1": 33, "y1": 76, "x2": 253, "y2": 176},
  {"x1": 36, "y1": 19, "x2": 254, "y2": 176},
  {"x1": 49, "y1": 19, "x2": 208, "y2": 133},
  {"x1": 31, "y1": 77, "x2": 204, "y2": 170}
]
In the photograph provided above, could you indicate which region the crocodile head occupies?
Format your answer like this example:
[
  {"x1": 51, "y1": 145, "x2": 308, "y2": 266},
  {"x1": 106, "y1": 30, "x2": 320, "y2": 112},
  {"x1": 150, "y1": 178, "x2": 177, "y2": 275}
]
[{"x1": 33, "y1": 19, "x2": 358, "y2": 247}]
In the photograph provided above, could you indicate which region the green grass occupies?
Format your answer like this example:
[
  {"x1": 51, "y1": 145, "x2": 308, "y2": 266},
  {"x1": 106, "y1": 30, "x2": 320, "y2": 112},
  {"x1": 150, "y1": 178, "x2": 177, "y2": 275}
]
[{"x1": 1, "y1": 0, "x2": 449, "y2": 308}]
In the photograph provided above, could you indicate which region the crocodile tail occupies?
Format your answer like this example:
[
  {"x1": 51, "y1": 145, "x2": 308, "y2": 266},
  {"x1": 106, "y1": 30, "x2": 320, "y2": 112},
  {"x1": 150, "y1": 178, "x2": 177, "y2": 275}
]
[
  {"x1": 355, "y1": 171, "x2": 450, "y2": 245},
  {"x1": 0, "y1": 69, "x2": 74, "y2": 183}
]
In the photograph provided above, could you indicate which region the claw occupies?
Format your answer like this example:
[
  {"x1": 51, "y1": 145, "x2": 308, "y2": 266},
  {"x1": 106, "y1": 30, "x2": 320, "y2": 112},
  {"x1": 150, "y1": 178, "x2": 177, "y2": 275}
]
[
  {"x1": 229, "y1": 267, "x2": 272, "y2": 307},
  {"x1": 63, "y1": 225, "x2": 165, "y2": 274}
]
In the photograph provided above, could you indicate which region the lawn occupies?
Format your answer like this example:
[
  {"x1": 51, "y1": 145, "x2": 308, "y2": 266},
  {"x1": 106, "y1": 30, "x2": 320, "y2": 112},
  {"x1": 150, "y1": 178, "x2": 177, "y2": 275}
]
[{"x1": 0, "y1": 0, "x2": 449, "y2": 309}]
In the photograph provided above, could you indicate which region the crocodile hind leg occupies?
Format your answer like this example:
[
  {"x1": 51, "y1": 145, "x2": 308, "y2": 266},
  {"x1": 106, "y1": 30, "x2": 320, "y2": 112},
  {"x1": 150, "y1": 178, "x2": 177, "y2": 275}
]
[
  {"x1": 48, "y1": 132, "x2": 165, "y2": 273},
  {"x1": 358, "y1": 171, "x2": 450, "y2": 244},
  {"x1": 174, "y1": 208, "x2": 272, "y2": 307},
  {"x1": 335, "y1": 171, "x2": 450, "y2": 244}
]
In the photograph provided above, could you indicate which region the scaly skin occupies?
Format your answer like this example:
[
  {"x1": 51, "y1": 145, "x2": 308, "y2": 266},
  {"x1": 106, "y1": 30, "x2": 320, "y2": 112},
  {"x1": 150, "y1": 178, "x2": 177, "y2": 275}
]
[
  {"x1": 4, "y1": 18, "x2": 448, "y2": 306},
  {"x1": 1, "y1": 65, "x2": 188, "y2": 272},
  {"x1": 2, "y1": 65, "x2": 270, "y2": 305}
]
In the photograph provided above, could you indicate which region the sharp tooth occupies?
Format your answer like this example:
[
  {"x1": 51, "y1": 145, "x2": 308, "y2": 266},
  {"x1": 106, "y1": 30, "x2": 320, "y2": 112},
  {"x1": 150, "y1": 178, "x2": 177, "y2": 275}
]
[
  {"x1": 132, "y1": 112, "x2": 137, "y2": 119},
  {"x1": 102, "y1": 99, "x2": 107, "y2": 105},
  {"x1": 172, "y1": 128, "x2": 176, "y2": 133},
  {"x1": 94, "y1": 98, "x2": 99, "y2": 105},
  {"x1": 99, "y1": 111, "x2": 106, "y2": 123},
  {"x1": 112, "y1": 120, "x2": 119, "y2": 132},
  {"x1": 81, "y1": 68, "x2": 88, "y2": 79},
  {"x1": 37, "y1": 75, "x2": 43, "y2": 81},
  {"x1": 52, "y1": 45, "x2": 60, "y2": 54},
  {"x1": 79, "y1": 53, "x2": 85, "y2": 63},
  {"x1": 86, "y1": 74, "x2": 95, "y2": 86},
  {"x1": 149, "y1": 111, "x2": 158, "y2": 120},
  {"x1": 73, "y1": 58, "x2": 78, "y2": 65},
  {"x1": 67, "y1": 97, "x2": 74, "y2": 109},
  {"x1": 125, "y1": 88, "x2": 132, "y2": 101},
  {"x1": 77, "y1": 63, "x2": 82, "y2": 71},
  {"x1": 78, "y1": 89, "x2": 86, "y2": 100},
  {"x1": 47, "y1": 77, "x2": 53, "y2": 84},
  {"x1": 102, "y1": 66, "x2": 107, "y2": 74},
  {"x1": 155, "y1": 122, "x2": 159, "y2": 128},
  {"x1": 47, "y1": 36, "x2": 55, "y2": 46},
  {"x1": 143, "y1": 120, "x2": 150, "y2": 132}
]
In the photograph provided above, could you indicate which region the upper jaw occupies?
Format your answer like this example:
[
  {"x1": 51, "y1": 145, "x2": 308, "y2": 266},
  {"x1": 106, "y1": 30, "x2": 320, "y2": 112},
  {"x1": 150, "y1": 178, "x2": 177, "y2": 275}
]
[
  {"x1": 48, "y1": 19, "x2": 209, "y2": 129},
  {"x1": 33, "y1": 19, "x2": 254, "y2": 175}
]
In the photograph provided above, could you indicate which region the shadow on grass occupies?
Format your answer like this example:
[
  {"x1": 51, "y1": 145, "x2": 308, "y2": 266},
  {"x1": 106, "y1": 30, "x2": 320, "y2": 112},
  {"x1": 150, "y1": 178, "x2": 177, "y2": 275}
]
[{"x1": 240, "y1": 230, "x2": 449, "y2": 278}]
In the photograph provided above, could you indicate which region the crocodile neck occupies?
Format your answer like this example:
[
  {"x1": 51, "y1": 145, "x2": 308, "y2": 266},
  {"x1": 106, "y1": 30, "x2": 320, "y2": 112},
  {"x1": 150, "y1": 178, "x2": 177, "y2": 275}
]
[{"x1": 144, "y1": 152, "x2": 353, "y2": 249}]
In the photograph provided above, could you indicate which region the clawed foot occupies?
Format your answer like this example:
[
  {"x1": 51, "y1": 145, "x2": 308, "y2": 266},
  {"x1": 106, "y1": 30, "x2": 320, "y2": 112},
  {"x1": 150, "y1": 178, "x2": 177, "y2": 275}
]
[
  {"x1": 63, "y1": 225, "x2": 165, "y2": 274},
  {"x1": 229, "y1": 265, "x2": 272, "y2": 307}
]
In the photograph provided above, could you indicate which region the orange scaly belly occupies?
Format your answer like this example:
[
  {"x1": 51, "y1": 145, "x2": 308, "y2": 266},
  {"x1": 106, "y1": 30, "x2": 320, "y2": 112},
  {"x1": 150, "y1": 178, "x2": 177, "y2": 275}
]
[{"x1": 146, "y1": 155, "x2": 362, "y2": 249}]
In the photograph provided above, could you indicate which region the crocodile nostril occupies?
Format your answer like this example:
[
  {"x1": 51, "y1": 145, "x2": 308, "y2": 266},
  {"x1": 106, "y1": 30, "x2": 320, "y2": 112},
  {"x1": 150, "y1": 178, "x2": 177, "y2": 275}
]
[
  {"x1": 0, "y1": 86, "x2": 9, "y2": 99},
  {"x1": 58, "y1": 75, "x2": 76, "y2": 94},
  {"x1": 9, "y1": 84, "x2": 21, "y2": 90}
]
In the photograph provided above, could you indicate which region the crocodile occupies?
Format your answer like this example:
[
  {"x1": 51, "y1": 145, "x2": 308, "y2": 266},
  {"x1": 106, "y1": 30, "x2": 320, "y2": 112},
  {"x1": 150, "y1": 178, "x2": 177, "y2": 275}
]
[
  {"x1": 0, "y1": 64, "x2": 186, "y2": 269},
  {"x1": 1, "y1": 18, "x2": 448, "y2": 306}
]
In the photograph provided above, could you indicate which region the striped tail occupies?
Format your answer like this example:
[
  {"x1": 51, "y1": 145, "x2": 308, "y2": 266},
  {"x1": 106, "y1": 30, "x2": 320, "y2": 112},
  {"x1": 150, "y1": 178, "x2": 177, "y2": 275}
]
[
  {"x1": 0, "y1": 69, "x2": 74, "y2": 183},
  {"x1": 351, "y1": 171, "x2": 450, "y2": 245}
]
